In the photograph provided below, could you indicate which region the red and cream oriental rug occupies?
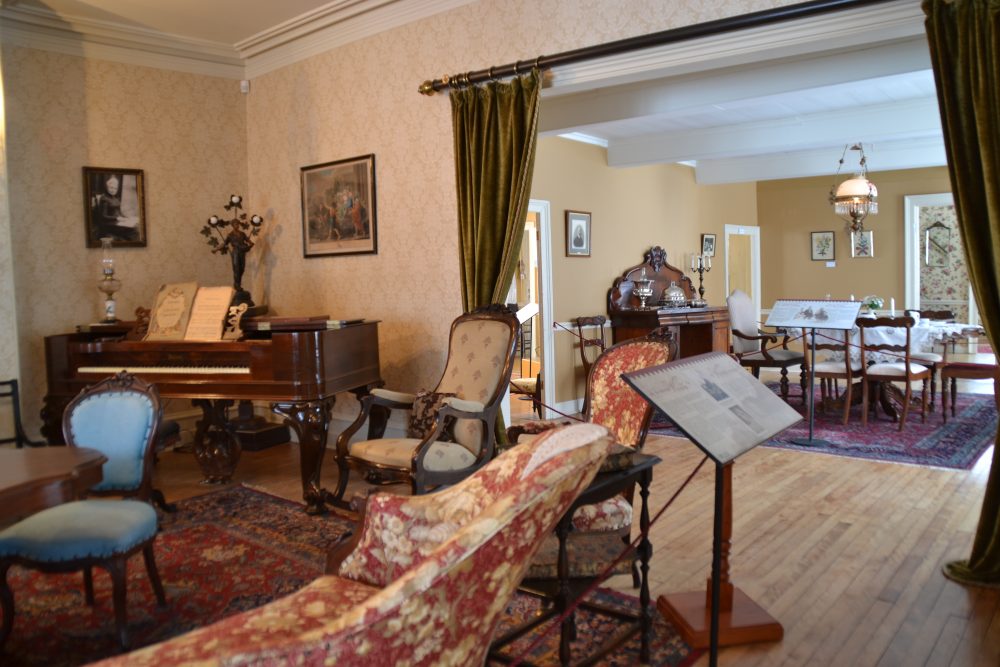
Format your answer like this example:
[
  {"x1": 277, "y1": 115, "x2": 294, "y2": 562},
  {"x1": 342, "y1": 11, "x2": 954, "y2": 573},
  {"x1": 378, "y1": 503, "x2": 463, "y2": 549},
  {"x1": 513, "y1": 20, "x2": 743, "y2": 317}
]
[
  {"x1": 3, "y1": 486, "x2": 698, "y2": 667},
  {"x1": 652, "y1": 386, "x2": 997, "y2": 470}
]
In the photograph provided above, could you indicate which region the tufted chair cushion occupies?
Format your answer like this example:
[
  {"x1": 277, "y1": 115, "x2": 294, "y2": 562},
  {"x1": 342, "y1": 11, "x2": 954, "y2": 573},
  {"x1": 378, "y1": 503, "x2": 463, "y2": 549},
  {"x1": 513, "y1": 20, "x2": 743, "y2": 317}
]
[
  {"x1": 727, "y1": 289, "x2": 760, "y2": 354},
  {"x1": 588, "y1": 340, "x2": 674, "y2": 447},
  {"x1": 436, "y1": 318, "x2": 514, "y2": 454},
  {"x1": 0, "y1": 500, "x2": 158, "y2": 561},
  {"x1": 66, "y1": 391, "x2": 156, "y2": 492}
]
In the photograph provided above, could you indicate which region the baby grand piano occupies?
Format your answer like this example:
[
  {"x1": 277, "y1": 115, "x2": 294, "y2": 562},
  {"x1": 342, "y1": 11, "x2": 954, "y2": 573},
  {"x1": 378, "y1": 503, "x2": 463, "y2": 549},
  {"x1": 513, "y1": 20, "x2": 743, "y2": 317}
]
[
  {"x1": 42, "y1": 320, "x2": 383, "y2": 514},
  {"x1": 608, "y1": 246, "x2": 730, "y2": 356}
]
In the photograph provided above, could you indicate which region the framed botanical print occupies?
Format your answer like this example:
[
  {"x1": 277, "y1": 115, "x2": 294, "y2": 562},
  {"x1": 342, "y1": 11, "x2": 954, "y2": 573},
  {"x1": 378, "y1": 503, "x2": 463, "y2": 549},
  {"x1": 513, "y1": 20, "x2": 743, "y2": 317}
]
[
  {"x1": 851, "y1": 230, "x2": 874, "y2": 258},
  {"x1": 565, "y1": 210, "x2": 591, "y2": 257},
  {"x1": 300, "y1": 154, "x2": 377, "y2": 258},
  {"x1": 82, "y1": 167, "x2": 146, "y2": 248},
  {"x1": 811, "y1": 231, "x2": 835, "y2": 261}
]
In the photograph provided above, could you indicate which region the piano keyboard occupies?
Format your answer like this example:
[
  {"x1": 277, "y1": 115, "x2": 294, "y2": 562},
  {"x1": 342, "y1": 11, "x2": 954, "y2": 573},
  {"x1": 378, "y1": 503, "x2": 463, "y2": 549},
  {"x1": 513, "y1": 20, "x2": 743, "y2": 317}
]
[{"x1": 77, "y1": 366, "x2": 251, "y2": 375}]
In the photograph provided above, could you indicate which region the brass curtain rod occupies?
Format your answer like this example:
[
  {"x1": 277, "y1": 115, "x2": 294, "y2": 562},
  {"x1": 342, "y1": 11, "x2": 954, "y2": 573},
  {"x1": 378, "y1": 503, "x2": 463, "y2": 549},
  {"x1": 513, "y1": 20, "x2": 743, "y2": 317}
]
[{"x1": 418, "y1": 0, "x2": 897, "y2": 95}]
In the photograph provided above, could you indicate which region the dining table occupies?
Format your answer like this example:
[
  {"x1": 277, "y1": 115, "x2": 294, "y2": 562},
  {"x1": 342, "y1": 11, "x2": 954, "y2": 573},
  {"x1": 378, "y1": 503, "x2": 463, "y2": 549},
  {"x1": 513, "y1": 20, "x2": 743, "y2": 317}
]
[
  {"x1": 0, "y1": 447, "x2": 106, "y2": 526},
  {"x1": 789, "y1": 318, "x2": 982, "y2": 363}
]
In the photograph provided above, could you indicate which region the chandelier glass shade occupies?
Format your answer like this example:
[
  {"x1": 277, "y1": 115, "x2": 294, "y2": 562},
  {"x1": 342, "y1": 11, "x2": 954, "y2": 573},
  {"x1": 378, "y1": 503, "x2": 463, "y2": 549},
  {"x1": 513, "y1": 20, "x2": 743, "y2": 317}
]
[{"x1": 829, "y1": 144, "x2": 878, "y2": 233}]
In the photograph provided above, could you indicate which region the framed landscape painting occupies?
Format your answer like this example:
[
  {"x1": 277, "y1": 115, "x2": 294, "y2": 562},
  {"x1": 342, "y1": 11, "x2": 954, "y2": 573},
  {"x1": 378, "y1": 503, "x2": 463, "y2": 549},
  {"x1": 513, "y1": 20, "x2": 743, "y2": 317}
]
[
  {"x1": 811, "y1": 231, "x2": 835, "y2": 261},
  {"x1": 300, "y1": 154, "x2": 377, "y2": 258},
  {"x1": 82, "y1": 167, "x2": 146, "y2": 248}
]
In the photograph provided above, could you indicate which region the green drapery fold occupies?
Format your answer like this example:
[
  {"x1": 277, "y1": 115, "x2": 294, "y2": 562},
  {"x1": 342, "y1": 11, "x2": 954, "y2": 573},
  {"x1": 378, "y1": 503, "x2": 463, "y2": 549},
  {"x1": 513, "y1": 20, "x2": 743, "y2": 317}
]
[
  {"x1": 451, "y1": 70, "x2": 541, "y2": 312},
  {"x1": 924, "y1": 0, "x2": 1000, "y2": 587}
]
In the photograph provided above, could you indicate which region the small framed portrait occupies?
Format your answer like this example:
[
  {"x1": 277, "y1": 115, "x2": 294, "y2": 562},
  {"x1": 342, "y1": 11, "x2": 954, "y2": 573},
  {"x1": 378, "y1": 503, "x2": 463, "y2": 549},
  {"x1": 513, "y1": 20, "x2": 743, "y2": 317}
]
[
  {"x1": 701, "y1": 233, "x2": 717, "y2": 257},
  {"x1": 82, "y1": 167, "x2": 146, "y2": 248},
  {"x1": 851, "y1": 230, "x2": 874, "y2": 258},
  {"x1": 811, "y1": 231, "x2": 835, "y2": 261},
  {"x1": 300, "y1": 154, "x2": 377, "y2": 258},
  {"x1": 565, "y1": 210, "x2": 591, "y2": 257}
]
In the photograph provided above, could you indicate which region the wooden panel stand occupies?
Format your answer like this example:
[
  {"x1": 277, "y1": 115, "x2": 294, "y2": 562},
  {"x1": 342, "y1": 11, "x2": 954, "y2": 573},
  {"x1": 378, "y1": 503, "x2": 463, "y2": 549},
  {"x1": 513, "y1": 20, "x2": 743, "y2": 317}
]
[{"x1": 656, "y1": 463, "x2": 783, "y2": 649}]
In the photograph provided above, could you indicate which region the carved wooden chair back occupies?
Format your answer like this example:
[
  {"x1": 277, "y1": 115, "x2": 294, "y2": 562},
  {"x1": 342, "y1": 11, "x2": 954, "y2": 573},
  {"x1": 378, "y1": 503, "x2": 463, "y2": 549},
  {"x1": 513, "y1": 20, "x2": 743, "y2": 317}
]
[
  {"x1": 0, "y1": 379, "x2": 42, "y2": 448},
  {"x1": 727, "y1": 289, "x2": 760, "y2": 354}
]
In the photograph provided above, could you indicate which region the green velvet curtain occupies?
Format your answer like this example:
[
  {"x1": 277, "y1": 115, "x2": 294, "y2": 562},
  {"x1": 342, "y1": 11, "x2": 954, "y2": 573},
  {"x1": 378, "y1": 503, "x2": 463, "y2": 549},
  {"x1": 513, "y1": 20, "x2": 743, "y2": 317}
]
[
  {"x1": 924, "y1": 0, "x2": 1000, "y2": 587},
  {"x1": 451, "y1": 70, "x2": 541, "y2": 312}
]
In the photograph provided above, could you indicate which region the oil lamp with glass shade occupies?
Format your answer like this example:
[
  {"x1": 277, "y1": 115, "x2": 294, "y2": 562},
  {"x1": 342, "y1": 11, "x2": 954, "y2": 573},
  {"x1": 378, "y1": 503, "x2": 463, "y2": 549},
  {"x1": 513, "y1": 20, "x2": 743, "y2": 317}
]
[
  {"x1": 829, "y1": 143, "x2": 878, "y2": 233},
  {"x1": 97, "y1": 237, "x2": 122, "y2": 322}
]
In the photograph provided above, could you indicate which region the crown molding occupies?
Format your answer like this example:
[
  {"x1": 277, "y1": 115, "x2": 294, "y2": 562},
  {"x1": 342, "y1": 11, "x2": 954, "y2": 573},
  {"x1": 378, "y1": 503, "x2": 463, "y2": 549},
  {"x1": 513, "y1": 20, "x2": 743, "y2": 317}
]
[
  {"x1": 543, "y1": 0, "x2": 925, "y2": 96},
  {"x1": 0, "y1": 4, "x2": 245, "y2": 79},
  {"x1": 0, "y1": 0, "x2": 474, "y2": 81},
  {"x1": 240, "y1": 0, "x2": 475, "y2": 79}
]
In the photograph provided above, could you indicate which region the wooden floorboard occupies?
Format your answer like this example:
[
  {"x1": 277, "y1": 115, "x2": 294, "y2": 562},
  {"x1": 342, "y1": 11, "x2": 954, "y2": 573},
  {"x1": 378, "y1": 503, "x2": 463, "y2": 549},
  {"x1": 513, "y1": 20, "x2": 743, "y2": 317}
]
[{"x1": 141, "y1": 371, "x2": 999, "y2": 667}]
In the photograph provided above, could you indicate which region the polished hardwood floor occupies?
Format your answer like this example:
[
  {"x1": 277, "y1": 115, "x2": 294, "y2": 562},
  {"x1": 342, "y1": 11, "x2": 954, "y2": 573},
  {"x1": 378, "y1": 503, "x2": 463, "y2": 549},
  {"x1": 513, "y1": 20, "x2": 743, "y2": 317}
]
[{"x1": 148, "y1": 359, "x2": 999, "y2": 666}]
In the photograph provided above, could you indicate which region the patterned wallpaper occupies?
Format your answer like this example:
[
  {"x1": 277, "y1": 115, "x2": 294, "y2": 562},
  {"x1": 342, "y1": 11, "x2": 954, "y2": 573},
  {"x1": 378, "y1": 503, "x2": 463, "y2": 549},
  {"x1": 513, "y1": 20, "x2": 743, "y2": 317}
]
[
  {"x1": 243, "y1": 0, "x2": 786, "y2": 416},
  {"x1": 0, "y1": 50, "x2": 18, "y2": 435},
  {"x1": 2, "y1": 46, "x2": 247, "y2": 433},
  {"x1": 919, "y1": 205, "x2": 970, "y2": 321},
  {"x1": 2, "y1": 0, "x2": 789, "y2": 430}
]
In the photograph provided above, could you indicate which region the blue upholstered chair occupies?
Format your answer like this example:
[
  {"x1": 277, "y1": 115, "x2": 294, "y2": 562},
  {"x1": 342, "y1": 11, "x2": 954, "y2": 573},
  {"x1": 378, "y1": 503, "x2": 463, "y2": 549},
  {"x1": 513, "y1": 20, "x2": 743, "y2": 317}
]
[{"x1": 0, "y1": 372, "x2": 167, "y2": 650}]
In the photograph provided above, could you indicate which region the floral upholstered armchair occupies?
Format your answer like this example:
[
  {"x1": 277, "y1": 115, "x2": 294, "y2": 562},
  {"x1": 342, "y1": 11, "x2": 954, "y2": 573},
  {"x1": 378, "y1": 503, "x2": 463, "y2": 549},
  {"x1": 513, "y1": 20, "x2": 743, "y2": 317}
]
[
  {"x1": 332, "y1": 307, "x2": 520, "y2": 503},
  {"x1": 91, "y1": 423, "x2": 613, "y2": 667},
  {"x1": 507, "y1": 330, "x2": 675, "y2": 583}
]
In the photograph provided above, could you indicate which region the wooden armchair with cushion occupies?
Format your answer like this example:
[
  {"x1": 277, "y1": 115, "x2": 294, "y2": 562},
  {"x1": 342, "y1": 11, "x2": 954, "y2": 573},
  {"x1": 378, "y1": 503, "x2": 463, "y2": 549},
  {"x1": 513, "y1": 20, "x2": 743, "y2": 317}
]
[
  {"x1": 332, "y1": 307, "x2": 519, "y2": 504},
  {"x1": 507, "y1": 329, "x2": 675, "y2": 585},
  {"x1": 727, "y1": 289, "x2": 806, "y2": 403},
  {"x1": 807, "y1": 329, "x2": 862, "y2": 424},
  {"x1": 90, "y1": 424, "x2": 613, "y2": 667}
]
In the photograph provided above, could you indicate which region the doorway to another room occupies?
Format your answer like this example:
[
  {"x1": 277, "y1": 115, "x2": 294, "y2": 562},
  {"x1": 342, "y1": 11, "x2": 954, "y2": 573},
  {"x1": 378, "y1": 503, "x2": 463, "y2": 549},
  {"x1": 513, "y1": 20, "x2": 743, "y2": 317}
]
[
  {"x1": 506, "y1": 200, "x2": 555, "y2": 421},
  {"x1": 724, "y1": 224, "x2": 761, "y2": 321}
]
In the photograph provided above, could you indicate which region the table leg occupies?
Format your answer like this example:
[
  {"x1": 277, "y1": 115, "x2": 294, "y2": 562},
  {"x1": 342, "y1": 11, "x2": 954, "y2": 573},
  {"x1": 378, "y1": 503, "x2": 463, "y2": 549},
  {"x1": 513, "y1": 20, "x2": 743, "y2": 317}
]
[
  {"x1": 273, "y1": 397, "x2": 336, "y2": 514},
  {"x1": 638, "y1": 468, "x2": 653, "y2": 663}
]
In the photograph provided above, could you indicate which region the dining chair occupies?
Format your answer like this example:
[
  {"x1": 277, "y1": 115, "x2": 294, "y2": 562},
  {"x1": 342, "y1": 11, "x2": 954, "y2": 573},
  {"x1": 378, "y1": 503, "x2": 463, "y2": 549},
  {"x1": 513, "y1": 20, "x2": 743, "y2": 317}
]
[
  {"x1": 727, "y1": 289, "x2": 807, "y2": 404},
  {"x1": 858, "y1": 316, "x2": 931, "y2": 431},
  {"x1": 573, "y1": 315, "x2": 607, "y2": 415},
  {"x1": 940, "y1": 361, "x2": 999, "y2": 423},
  {"x1": 0, "y1": 372, "x2": 167, "y2": 650},
  {"x1": 805, "y1": 329, "x2": 861, "y2": 425}
]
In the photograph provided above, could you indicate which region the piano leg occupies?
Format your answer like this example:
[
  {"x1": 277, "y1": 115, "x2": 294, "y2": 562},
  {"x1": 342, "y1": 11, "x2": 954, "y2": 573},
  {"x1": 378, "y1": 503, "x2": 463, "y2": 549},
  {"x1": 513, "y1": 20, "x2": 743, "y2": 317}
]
[
  {"x1": 273, "y1": 397, "x2": 336, "y2": 515},
  {"x1": 192, "y1": 399, "x2": 241, "y2": 484},
  {"x1": 40, "y1": 394, "x2": 72, "y2": 444}
]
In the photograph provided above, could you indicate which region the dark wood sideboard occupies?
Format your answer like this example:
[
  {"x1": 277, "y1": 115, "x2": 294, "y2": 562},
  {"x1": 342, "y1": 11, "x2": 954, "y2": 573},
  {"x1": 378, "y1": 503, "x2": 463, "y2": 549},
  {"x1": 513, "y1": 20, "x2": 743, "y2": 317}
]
[{"x1": 607, "y1": 246, "x2": 730, "y2": 357}]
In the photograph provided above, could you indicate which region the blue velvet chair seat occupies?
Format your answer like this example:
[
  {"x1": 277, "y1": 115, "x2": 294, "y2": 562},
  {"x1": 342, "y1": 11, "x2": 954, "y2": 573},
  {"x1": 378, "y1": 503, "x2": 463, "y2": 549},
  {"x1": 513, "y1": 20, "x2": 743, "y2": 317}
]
[{"x1": 0, "y1": 500, "x2": 158, "y2": 562}]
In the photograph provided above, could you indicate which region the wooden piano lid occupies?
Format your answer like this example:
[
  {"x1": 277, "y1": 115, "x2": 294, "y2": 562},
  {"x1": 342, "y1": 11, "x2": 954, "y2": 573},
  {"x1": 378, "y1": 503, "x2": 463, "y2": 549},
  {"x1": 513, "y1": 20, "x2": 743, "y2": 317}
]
[{"x1": 608, "y1": 246, "x2": 696, "y2": 313}]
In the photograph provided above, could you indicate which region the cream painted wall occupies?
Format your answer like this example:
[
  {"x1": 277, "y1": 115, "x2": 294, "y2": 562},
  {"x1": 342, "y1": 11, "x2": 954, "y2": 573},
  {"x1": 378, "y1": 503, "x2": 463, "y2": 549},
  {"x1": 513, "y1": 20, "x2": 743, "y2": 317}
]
[
  {"x1": 3, "y1": 46, "x2": 248, "y2": 434},
  {"x1": 758, "y1": 167, "x2": 952, "y2": 307},
  {"x1": 530, "y1": 137, "x2": 757, "y2": 404}
]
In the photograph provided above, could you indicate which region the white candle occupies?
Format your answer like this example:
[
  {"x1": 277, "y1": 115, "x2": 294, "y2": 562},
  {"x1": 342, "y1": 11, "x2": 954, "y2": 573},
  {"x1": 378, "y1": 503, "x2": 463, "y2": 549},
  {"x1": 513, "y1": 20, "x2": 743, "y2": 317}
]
[
  {"x1": 890, "y1": 298, "x2": 895, "y2": 315},
  {"x1": 705, "y1": 255, "x2": 711, "y2": 270},
  {"x1": 691, "y1": 255, "x2": 697, "y2": 270}
]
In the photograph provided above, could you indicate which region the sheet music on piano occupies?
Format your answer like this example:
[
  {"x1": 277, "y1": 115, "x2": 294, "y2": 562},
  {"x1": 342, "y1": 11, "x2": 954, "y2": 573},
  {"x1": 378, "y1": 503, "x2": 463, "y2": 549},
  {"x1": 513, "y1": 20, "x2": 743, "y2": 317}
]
[
  {"x1": 183, "y1": 286, "x2": 235, "y2": 341},
  {"x1": 622, "y1": 352, "x2": 801, "y2": 464}
]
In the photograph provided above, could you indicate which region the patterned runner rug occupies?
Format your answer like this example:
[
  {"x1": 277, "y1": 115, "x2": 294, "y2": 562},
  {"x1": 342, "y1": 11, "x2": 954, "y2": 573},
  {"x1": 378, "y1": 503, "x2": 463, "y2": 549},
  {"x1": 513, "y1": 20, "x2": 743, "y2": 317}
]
[
  {"x1": 4, "y1": 485, "x2": 698, "y2": 666},
  {"x1": 652, "y1": 386, "x2": 997, "y2": 470}
]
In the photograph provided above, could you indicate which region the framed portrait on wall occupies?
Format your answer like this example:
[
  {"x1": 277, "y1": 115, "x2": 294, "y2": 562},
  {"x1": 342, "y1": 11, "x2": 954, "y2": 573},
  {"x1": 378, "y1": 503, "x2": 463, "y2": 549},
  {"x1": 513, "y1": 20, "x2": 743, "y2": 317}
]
[
  {"x1": 811, "y1": 231, "x2": 835, "y2": 261},
  {"x1": 851, "y1": 230, "x2": 874, "y2": 258},
  {"x1": 701, "y1": 233, "x2": 717, "y2": 257},
  {"x1": 565, "y1": 210, "x2": 591, "y2": 257},
  {"x1": 82, "y1": 167, "x2": 146, "y2": 248},
  {"x1": 300, "y1": 154, "x2": 377, "y2": 258}
]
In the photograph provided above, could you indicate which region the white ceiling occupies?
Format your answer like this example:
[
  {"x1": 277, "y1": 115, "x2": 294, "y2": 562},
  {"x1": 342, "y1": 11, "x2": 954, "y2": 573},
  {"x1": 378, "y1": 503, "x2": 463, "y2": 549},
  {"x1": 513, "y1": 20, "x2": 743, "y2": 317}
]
[{"x1": 1, "y1": 0, "x2": 942, "y2": 184}]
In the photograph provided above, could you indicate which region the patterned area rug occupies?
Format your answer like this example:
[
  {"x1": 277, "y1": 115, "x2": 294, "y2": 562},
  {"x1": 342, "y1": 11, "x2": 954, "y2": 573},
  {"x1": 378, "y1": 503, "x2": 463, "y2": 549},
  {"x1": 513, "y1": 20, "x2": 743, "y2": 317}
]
[
  {"x1": 652, "y1": 386, "x2": 997, "y2": 470},
  {"x1": 4, "y1": 486, "x2": 698, "y2": 666}
]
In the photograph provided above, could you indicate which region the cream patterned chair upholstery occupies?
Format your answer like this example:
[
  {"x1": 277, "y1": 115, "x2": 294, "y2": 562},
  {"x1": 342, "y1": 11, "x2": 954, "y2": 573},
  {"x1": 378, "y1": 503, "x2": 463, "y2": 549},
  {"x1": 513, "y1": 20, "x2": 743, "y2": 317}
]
[
  {"x1": 333, "y1": 306, "x2": 519, "y2": 501},
  {"x1": 90, "y1": 424, "x2": 613, "y2": 667}
]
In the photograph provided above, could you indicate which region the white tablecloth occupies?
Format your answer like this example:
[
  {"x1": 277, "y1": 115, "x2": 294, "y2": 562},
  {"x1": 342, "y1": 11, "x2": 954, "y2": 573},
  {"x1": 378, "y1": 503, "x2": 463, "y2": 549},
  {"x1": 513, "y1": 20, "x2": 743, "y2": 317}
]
[{"x1": 789, "y1": 321, "x2": 979, "y2": 364}]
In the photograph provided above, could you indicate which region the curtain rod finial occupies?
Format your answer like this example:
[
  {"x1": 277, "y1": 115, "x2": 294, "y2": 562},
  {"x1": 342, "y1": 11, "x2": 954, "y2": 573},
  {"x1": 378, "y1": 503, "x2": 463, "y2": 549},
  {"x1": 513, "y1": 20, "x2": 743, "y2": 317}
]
[{"x1": 418, "y1": 80, "x2": 438, "y2": 95}]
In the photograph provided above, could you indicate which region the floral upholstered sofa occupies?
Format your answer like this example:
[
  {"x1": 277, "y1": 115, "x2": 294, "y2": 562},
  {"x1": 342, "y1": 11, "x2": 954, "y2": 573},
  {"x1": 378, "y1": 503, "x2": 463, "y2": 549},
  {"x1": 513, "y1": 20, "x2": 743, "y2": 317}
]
[{"x1": 90, "y1": 423, "x2": 612, "y2": 666}]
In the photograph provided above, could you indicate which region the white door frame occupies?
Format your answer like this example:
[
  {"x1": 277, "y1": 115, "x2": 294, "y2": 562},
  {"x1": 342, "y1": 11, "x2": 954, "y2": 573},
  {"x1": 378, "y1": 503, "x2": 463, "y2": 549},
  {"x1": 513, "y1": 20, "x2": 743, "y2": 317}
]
[
  {"x1": 530, "y1": 200, "x2": 556, "y2": 419},
  {"x1": 723, "y1": 224, "x2": 761, "y2": 321}
]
